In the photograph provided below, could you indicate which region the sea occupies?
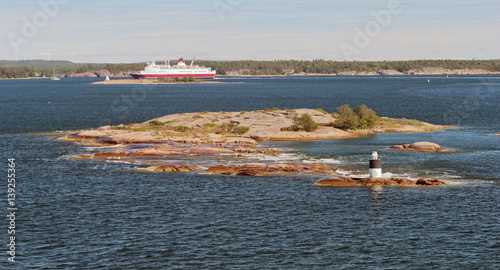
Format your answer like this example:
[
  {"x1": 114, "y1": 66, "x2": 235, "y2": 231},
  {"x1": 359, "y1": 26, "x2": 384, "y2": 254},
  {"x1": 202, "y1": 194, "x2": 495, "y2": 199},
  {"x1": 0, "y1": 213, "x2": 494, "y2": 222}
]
[{"x1": 0, "y1": 76, "x2": 499, "y2": 269}]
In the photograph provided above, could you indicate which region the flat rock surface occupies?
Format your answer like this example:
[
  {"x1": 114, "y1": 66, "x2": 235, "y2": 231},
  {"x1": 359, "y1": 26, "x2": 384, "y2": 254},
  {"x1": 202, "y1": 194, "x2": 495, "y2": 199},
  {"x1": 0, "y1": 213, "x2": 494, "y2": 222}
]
[
  {"x1": 390, "y1": 141, "x2": 445, "y2": 152},
  {"x1": 315, "y1": 177, "x2": 447, "y2": 187}
]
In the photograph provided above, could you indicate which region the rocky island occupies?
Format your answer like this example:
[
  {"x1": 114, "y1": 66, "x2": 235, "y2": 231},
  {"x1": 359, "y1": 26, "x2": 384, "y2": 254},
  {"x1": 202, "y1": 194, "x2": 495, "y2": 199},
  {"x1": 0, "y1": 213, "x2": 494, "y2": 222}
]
[{"x1": 60, "y1": 108, "x2": 451, "y2": 186}]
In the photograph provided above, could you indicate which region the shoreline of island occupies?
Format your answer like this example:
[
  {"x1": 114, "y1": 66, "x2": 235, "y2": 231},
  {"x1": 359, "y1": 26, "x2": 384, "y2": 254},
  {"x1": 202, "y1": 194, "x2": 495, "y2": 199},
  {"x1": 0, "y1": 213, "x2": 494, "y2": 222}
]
[
  {"x1": 2, "y1": 68, "x2": 499, "y2": 80},
  {"x1": 91, "y1": 79, "x2": 225, "y2": 85}
]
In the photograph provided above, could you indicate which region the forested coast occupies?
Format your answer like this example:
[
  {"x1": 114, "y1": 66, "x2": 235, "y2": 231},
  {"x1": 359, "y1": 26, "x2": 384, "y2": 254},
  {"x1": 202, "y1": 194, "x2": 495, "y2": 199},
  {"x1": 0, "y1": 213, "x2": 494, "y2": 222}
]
[{"x1": 1, "y1": 59, "x2": 499, "y2": 78}]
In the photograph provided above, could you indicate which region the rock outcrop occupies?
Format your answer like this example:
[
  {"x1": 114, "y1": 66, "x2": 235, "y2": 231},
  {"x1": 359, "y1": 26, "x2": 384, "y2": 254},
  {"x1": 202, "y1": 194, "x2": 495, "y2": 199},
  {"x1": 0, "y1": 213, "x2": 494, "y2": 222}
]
[
  {"x1": 377, "y1": 70, "x2": 404, "y2": 75},
  {"x1": 145, "y1": 164, "x2": 197, "y2": 172},
  {"x1": 206, "y1": 163, "x2": 335, "y2": 176},
  {"x1": 61, "y1": 109, "x2": 450, "y2": 147},
  {"x1": 314, "y1": 177, "x2": 446, "y2": 187},
  {"x1": 65, "y1": 70, "x2": 133, "y2": 78},
  {"x1": 390, "y1": 141, "x2": 445, "y2": 152}
]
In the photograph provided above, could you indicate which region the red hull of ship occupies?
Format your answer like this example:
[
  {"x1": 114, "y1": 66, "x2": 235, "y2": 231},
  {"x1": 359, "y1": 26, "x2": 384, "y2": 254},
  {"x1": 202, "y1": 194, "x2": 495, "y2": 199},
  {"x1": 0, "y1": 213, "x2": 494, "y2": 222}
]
[{"x1": 130, "y1": 73, "x2": 215, "y2": 79}]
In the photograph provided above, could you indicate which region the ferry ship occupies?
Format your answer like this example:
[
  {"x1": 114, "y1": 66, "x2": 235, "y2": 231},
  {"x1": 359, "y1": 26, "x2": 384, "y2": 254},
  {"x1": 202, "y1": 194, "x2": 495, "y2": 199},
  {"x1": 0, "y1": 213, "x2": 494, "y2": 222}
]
[{"x1": 130, "y1": 57, "x2": 216, "y2": 79}]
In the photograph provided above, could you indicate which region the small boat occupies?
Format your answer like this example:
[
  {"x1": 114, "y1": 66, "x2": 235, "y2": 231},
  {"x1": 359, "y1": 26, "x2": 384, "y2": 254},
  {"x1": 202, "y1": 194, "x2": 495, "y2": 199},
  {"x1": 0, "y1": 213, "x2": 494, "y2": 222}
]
[{"x1": 105, "y1": 75, "x2": 110, "y2": 81}]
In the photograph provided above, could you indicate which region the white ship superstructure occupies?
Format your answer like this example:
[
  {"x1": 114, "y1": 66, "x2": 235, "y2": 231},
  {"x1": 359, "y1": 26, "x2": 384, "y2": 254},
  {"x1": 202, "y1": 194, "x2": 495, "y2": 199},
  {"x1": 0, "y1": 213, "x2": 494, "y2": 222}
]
[{"x1": 130, "y1": 57, "x2": 216, "y2": 79}]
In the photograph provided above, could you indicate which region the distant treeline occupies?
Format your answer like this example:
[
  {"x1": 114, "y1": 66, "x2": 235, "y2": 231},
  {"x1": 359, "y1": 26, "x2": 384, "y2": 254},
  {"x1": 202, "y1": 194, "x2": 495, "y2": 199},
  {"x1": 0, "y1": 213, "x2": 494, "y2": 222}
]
[
  {"x1": 0, "y1": 66, "x2": 38, "y2": 78},
  {"x1": 198, "y1": 59, "x2": 500, "y2": 75},
  {"x1": 1, "y1": 59, "x2": 499, "y2": 78}
]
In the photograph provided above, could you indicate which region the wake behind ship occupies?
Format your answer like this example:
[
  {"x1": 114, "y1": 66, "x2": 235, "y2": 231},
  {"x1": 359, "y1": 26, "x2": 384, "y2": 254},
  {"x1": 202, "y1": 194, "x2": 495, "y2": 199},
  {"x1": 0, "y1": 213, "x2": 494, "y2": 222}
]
[{"x1": 130, "y1": 57, "x2": 216, "y2": 79}]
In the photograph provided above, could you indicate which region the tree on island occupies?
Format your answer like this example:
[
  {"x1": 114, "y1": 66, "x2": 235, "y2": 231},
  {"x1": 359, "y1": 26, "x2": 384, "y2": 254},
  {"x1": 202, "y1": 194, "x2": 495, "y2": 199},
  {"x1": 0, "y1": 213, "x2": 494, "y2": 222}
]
[{"x1": 333, "y1": 104, "x2": 380, "y2": 130}]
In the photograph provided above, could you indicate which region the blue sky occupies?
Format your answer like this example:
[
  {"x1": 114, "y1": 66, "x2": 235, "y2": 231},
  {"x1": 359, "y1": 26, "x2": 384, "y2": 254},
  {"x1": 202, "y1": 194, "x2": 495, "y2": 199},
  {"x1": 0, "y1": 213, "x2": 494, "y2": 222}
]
[{"x1": 2, "y1": 0, "x2": 499, "y2": 62}]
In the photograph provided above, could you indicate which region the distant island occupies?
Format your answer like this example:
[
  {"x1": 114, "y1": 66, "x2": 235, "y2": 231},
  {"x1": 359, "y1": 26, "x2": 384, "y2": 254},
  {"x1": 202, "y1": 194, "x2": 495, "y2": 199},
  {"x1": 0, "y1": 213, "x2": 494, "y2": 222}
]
[{"x1": 1, "y1": 59, "x2": 499, "y2": 79}]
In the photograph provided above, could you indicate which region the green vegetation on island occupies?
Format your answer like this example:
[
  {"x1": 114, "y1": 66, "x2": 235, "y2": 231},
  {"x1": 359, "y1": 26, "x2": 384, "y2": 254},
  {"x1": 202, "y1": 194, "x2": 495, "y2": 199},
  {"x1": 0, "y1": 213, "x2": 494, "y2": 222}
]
[{"x1": 1, "y1": 59, "x2": 500, "y2": 78}]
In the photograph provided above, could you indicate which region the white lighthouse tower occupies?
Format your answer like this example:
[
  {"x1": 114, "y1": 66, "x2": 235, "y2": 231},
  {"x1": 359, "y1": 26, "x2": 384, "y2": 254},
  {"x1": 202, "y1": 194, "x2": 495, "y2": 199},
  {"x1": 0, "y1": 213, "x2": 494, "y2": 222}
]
[{"x1": 369, "y1": 151, "x2": 382, "y2": 178}]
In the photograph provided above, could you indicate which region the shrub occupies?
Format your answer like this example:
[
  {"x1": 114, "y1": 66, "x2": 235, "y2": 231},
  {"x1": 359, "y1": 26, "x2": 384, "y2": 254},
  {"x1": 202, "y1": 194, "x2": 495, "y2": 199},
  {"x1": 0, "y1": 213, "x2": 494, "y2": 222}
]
[
  {"x1": 233, "y1": 125, "x2": 250, "y2": 134},
  {"x1": 333, "y1": 104, "x2": 380, "y2": 130},
  {"x1": 286, "y1": 113, "x2": 319, "y2": 132},
  {"x1": 173, "y1": 77, "x2": 181, "y2": 82},
  {"x1": 333, "y1": 104, "x2": 359, "y2": 130},
  {"x1": 182, "y1": 76, "x2": 189, "y2": 82},
  {"x1": 174, "y1": 125, "x2": 191, "y2": 132},
  {"x1": 216, "y1": 122, "x2": 250, "y2": 135},
  {"x1": 148, "y1": 119, "x2": 164, "y2": 126},
  {"x1": 354, "y1": 104, "x2": 380, "y2": 129}
]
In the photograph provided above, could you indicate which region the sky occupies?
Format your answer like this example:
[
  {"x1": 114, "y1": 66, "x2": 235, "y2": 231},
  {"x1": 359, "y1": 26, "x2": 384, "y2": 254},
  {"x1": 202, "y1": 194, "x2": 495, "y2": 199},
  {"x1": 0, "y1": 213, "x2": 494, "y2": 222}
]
[{"x1": 1, "y1": 0, "x2": 499, "y2": 63}]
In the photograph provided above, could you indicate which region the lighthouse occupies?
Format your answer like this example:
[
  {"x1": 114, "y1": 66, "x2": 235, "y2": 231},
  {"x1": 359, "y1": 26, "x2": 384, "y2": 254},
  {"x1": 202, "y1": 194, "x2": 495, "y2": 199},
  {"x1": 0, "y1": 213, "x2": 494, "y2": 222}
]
[{"x1": 369, "y1": 151, "x2": 382, "y2": 178}]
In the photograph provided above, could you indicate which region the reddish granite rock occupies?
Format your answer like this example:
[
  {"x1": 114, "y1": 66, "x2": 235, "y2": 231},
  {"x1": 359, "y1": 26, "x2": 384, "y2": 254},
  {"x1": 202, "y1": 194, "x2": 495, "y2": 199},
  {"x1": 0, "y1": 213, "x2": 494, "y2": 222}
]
[
  {"x1": 408, "y1": 142, "x2": 442, "y2": 151},
  {"x1": 153, "y1": 164, "x2": 197, "y2": 172},
  {"x1": 416, "y1": 179, "x2": 447, "y2": 186},
  {"x1": 390, "y1": 141, "x2": 444, "y2": 152},
  {"x1": 72, "y1": 152, "x2": 130, "y2": 159},
  {"x1": 315, "y1": 176, "x2": 447, "y2": 187},
  {"x1": 206, "y1": 162, "x2": 335, "y2": 176},
  {"x1": 314, "y1": 177, "x2": 359, "y2": 187},
  {"x1": 205, "y1": 164, "x2": 237, "y2": 175},
  {"x1": 358, "y1": 177, "x2": 416, "y2": 186}
]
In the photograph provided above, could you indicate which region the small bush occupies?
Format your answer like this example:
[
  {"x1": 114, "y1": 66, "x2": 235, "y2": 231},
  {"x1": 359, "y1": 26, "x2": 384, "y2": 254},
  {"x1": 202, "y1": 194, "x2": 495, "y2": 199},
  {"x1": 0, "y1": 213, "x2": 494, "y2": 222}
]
[
  {"x1": 174, "y1": 125, "x2": 191, "y2": 132},
  {"x1": 216, "y1": 122, "x2": 250, "y2": 135},
  {"x1": 333, "y1": 104, "x2": 380, "y2": 130},
  {"x1": 233, "y1": 125, "x2": 250, "y2": 135},
  {"x1": 182, "y1": 76, "x2": 189, "y2": 82},
  {"x1": 286, "y1": 113, "x2": 319, "y2": 132},
  {"x1": 148, "y1": 119, "x2": 164, "y2": 126},
  {"x1": 203, "y1": 123, "x2": 217, "y2": 128},
  {"x1": 173, "y1": 77, "x2": 181, "y2": 82},
  {"x1": 354, "y1": 104, "x2": 380, "y2": 129},
  {"x1": 332, "y1": 104, "x2": 359, "y2": 130}
]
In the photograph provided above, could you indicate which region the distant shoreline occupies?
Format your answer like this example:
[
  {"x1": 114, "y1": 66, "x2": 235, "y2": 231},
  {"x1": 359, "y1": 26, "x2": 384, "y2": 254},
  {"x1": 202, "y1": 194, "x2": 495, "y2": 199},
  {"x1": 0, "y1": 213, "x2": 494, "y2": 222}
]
[{"x1": 2, "y1": 67, "x2": 500, "y2": 80}]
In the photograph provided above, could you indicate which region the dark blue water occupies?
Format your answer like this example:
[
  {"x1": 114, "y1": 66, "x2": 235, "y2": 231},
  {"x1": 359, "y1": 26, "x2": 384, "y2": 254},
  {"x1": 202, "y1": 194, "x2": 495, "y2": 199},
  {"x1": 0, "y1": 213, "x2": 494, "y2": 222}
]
[{"x1": 1, "y1": 76, "x2": 499, "y2": 269}]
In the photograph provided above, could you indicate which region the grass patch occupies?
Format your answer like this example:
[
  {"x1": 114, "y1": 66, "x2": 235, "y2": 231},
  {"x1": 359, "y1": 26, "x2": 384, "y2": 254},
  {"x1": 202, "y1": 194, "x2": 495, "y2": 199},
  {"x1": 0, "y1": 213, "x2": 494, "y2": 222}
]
[
  {"x1": 314, "y1": 108, "x2": 329, "y2": 114},
  {"x1": 379, "y1": 117, "x2": 425, "y2": 128},
  {"x1": 174, "y1": 125, "x2": 191, "y2": 132},
  {"x1": 148, "y1": 119, "x2": 164, "y2": 126}
]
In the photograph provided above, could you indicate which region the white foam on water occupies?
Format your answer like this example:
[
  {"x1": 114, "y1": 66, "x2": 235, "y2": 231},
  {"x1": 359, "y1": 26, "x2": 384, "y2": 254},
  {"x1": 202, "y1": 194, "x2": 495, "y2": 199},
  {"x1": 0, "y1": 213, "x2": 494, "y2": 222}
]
[{"x1": 303, "y1": 158, "x2": 342, "y2": 164}]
